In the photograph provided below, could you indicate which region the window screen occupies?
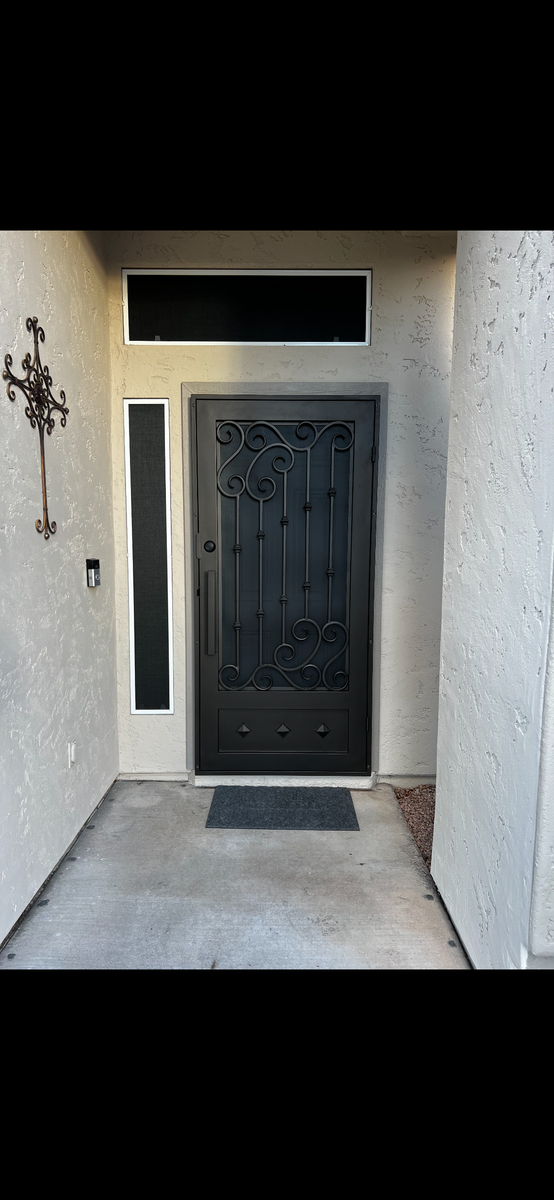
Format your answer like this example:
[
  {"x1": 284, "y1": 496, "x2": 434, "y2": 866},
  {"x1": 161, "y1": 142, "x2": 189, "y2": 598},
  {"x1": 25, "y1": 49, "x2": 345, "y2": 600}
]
[
  {"x1": 125, "y1": 400, "x2": 173, "y2": 712},
  {"x1": 123, "y1": 270, "x2": 371, "y2": 344}
]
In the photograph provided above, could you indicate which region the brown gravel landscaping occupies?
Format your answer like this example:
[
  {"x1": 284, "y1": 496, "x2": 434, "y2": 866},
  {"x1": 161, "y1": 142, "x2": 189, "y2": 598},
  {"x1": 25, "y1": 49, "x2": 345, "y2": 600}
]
[{"x1": 394, "y1": 785, "x2": 436, "y2": 870}]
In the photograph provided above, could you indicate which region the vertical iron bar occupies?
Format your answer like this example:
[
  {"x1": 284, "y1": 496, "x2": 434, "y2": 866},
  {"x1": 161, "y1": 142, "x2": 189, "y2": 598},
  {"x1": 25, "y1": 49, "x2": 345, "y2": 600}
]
[
  {"x1": 234, "y1": 492, "x2": 241, "y2": 677},
  {"x1": 303, "y1": 445, "x2": 311, "y2": 618},
  {"x1": 207, "y1": 570, "x2": 216, "y2": 655},
  {"x1": 37, "y1": 421, "x2": 51, "y2": 537},
  {"x1": 327, "y1": 440, "x2": 336, "y2": 623},
  {"x1": 257, "y1": 498, "x2": 265, "y2": 666},
  {"x1": 345, "y1": 436, "x2": 353, "y2": 681},
  {"x1": 280, "y1": 468, "x2": 288, "y2": 644}
]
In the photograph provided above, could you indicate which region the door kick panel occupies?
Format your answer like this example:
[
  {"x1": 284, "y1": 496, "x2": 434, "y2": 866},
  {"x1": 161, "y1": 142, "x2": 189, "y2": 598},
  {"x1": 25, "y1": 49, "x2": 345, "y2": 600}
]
[{"x1": 218, "y1": 709, "x2": 348, "y2": 754}]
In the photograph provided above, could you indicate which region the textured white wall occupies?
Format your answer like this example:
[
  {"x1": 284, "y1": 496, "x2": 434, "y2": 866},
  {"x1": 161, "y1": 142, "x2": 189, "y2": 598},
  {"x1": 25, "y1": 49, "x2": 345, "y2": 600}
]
[
  {"x1": 432, "y1": 231, "x2": 554, "y2": 969},
  {"x1": 529, "y1": 596, "x2": 554, "y2": 962},
  {"x1": 106, "y1": 231, "x2": 456, "y2": 777},
  {"x1": 0, "y1": 231, "x2": 118, "y2": 945}
]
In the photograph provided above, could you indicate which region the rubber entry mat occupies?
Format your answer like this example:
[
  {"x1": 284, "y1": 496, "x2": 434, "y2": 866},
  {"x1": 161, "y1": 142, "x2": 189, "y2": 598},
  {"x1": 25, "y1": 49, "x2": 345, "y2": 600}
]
[{"x1": 205, "y1": 786, "x2": 360, "y2": 831}]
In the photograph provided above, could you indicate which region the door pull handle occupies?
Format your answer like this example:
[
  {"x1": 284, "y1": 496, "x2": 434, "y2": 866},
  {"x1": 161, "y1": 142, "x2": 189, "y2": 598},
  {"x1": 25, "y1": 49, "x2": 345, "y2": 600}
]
[{"x1": 207, "y1": 570, "x2": 216, "y2": 655}]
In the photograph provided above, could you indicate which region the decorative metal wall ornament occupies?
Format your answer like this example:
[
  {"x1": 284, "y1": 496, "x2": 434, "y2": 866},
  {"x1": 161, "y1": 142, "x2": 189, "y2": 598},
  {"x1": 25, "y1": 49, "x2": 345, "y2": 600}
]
[{"x1": 3, "y1": 316, "x2": 69, "y2": 539}]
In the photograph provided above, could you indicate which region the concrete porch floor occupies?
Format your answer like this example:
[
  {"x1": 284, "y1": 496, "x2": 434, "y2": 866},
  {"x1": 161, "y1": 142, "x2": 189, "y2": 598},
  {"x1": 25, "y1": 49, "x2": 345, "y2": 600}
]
[{"x1": 0, "y1": 781, "x2": 470, "y2": 970}]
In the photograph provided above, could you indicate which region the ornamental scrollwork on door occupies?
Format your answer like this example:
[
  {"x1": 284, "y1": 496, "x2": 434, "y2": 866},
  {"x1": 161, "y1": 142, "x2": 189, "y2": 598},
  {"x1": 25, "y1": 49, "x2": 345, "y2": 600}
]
[{"x1": 217, "y1": 419, "x2": 353, "y2": 691}]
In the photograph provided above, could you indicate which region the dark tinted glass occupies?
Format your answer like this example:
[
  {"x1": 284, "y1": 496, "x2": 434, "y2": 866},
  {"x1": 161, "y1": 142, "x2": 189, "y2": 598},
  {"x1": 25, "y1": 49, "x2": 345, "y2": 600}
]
[
  {"x1": 127, "y1": 273, "x2": 367, "y2": 342},
  {"x1": 128, "y1": 404, "x2": 170, "y2": 709}
]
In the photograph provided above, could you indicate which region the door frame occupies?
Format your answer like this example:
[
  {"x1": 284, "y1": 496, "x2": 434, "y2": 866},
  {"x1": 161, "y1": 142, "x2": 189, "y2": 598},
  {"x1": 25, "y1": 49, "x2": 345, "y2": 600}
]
[{"x1": 182, "y1": 382, "x2": 388, "y2": 779}]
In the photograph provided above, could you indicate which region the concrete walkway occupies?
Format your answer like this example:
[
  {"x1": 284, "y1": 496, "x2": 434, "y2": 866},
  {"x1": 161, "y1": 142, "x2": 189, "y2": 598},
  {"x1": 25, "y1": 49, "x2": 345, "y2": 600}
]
[{"x1": 0, "y1": 781, "x2": 470, "y2": 970}]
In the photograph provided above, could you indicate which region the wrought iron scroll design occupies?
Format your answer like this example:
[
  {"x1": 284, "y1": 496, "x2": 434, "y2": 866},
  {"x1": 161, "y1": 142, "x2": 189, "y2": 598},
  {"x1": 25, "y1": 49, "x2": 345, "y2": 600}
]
[
  {"x1": 3, "y1": 317, "x2": 69, "y2": 539},
  {"x1": 217, "y1": 420, "x2": 353, "y2": 691}
]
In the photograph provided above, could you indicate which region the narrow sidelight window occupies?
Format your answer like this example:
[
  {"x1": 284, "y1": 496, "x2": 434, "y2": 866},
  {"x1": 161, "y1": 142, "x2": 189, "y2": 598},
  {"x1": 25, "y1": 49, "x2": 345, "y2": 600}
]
[{"x1": 124, "y1": 399, "x2": 173, "y2": 713}]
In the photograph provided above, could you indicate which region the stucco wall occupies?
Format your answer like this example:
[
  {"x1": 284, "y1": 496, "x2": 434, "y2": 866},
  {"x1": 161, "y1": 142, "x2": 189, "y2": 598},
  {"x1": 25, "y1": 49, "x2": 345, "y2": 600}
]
[
  {"x1": 105, "y1": 230, "x2": 456, "y2": 777},
  {"x1": 0, "y1": 231, "x2": 118, "y2": 945},
  {"x1": 432, "y1": 231, "x2": 554, "y2": 969}
]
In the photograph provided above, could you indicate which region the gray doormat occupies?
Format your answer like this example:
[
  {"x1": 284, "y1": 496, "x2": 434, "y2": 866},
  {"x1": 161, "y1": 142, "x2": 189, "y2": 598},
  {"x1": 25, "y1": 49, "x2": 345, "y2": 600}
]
[{"x1": 205, "y1": 786, "x2": 360, "y2": 831}]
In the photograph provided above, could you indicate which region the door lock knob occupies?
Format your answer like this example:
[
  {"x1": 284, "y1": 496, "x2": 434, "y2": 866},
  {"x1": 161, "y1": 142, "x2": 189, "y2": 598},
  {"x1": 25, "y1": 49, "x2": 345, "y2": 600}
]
[{"x1": 204, "y1": 540, "x2": 216, "y2": 552}]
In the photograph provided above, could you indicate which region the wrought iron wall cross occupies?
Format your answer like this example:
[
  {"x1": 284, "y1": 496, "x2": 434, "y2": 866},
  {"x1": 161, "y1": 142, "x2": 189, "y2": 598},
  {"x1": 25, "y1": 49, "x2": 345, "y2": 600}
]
[{"x1": 3, "y1": 316, "x2": 69, "y2": 539}]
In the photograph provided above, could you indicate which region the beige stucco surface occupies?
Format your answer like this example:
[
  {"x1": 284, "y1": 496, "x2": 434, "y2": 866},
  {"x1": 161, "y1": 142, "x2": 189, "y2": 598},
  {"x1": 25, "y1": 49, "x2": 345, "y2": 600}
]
[
  {"x1": 432, "y1": 230, "x2": 554, "y2": 969},
  {"x1": 0, "y1": 231, "x2": 118, "y2": 943},
  {"x1": 105, "y1": 230, "x2": 457, "y2": 777}
]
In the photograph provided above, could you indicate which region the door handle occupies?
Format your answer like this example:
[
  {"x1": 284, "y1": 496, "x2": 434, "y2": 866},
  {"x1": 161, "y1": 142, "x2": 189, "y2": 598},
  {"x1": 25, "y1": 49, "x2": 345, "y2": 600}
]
[{"x1": 207, "y1": 570, "x2": 216, "y2": 655}]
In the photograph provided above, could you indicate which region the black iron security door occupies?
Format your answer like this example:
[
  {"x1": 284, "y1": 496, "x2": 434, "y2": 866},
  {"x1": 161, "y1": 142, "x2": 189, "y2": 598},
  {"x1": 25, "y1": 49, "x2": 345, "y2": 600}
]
[{"x1": 193, "y1": 398, "x2": 377, "y2": 774}]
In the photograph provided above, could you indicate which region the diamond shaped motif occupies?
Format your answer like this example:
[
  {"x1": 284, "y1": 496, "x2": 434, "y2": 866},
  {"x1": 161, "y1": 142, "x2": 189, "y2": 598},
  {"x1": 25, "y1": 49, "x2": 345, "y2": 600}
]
[
  {"x1": 236, "y1": 724, "x2": 251, "y2": 738},
  {"x1": 316, "y1": 724, "x2": 330, "y2": 738},
  {"x1": 276, "y1": 723, "x2": 291, "y2": 737}
]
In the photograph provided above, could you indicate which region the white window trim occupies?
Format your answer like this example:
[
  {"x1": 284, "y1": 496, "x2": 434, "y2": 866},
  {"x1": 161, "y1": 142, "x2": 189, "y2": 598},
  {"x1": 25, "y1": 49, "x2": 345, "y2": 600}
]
[
  {"x1": 122, "y1": 268, "x2": 372, "y2": 346},
  {"x1": 123, "y1": 397, "x2": 174, "y2": 715}
]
